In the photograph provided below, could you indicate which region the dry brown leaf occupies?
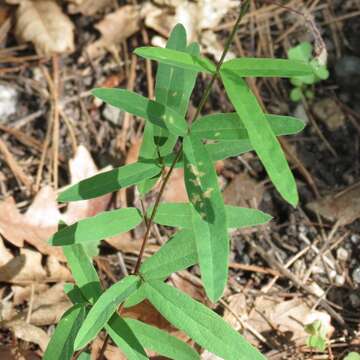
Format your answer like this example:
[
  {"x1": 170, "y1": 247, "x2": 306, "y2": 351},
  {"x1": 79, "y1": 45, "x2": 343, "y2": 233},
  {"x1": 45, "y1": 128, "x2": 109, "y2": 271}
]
[
  {"x1": 239, "y1": 297, "x2": 333, "y2": 348},
  {"x1": 12, "y1": 284, "x2": 48, "y2": 305},
  {"x1": 143, "y1": 0, "x2": 236, "y2": 60},
  {"x1": 30, "y1": 300, "x2": 71, "y2": 326},
  {"x1": 105, "y1": 232, "x2": 144, "y2": 253},
  {"x1": 0, "y1": 248, "x2": 47, "y2": 284},
  {"x1": 162, "y1": 168, "x2": 188, "y2": 203},
  {"x1": 0, "y1": 236, "x2": 13, "y2": 266},
  {"x1": 4, "y1": 320, "x2": 49, "y2": 352},
  {"x1": 92, "y1": 338, "x2": 127, "y2": 360},
  {"x1": 32, "y1": 282, "x2": 69, "y2": 309},
  {"x1": 63, "y1": 145, "x2": 112, "y2": 223},
  {"x1": 307, "y1": 182, "x2": 360, "y2": 225},
  {"x1": 86, "y1": 5, "x2": 140, "y2": 59},
  {"x1": 67, "y1": 0, "x2": 113, "y2": 16},
  {"x1": 46, "y1": 256, "x2": 73, "y2": 282},
  {"x1": 9, "y1": 284, "x2": 71, "y2": 326},
  {"x1": 0, "y1": 146, "x2": 111, "y2": 260},
  {"x1": 12, "y1": 0, "x2": 74, "y2": 56},
  {"x1": 0, "y1": 291, "x2": 15, "y2": 322},
  {"x1": 0, "y1": 194, "x2": 64, "y2": 260},
  {"x1": 170, "y1": 272, "x2": 204, "y2": 303},
  {"x1": 0, "y1": 346, "x2": 40, "y2": 360},
  {"x1": 223, "y1": 173, "x2": 265, "y2": 208}
]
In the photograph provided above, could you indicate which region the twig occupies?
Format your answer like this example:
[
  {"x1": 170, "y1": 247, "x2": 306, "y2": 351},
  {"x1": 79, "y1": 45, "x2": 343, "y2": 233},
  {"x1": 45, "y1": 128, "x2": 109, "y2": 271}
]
[
  {"x1": 52, "y1": 54, "x2": 61, "y2": 189},
  {"x1": 0, "y1": 138, "x2": 33, "y2": 192},
  {"x1": 248, "y1": 240, "x2": 345, "y2": 325}
]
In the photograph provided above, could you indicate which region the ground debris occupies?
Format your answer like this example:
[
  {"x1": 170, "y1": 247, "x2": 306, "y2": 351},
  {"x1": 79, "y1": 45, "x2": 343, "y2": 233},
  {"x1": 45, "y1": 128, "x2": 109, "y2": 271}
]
[{"x1": 307, "y1": 182, "x2": 360, "y2": 225}]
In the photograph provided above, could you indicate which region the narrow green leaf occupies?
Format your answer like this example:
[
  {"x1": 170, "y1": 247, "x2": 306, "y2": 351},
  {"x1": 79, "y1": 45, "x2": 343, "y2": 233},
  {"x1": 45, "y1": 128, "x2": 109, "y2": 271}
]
[
  {"x1": 221, "y1": 58, "x2": 313, "y2": 77},
  {"x1": 59, "y1": 162, "x2": 160, "y2": 202},
  {"x1": 77, "y1": 353, "x2": 91, "y2": 360},
  {"x1": 43, "y1": 304, "x2": 87, "y2": 360},
  {"x1": 63, "y1": 244, "x2": 102, "y2": 303},
  {"x1": 155, "y1": 24, "x2": 187, "y2": 107},
  {"x1": 49, "y1": 208, "x2": 143, "y2": 246},
  {"x1": 192, "y1": 113, "x2": 305, "y2": 140},
  {"x1": 226, "y1": 205, "x2": 272, "y2": 228},
  {"x1": 152, "y1": 203, "x2": 272, "y2": 230},
  {"x1": 124, "y1": 318, "x2": 200, "y2": 359},
  {"x1": 74, "y1": 275, "x2": 140, "y2": 350},
  {"x1": 166, "y1": 42, "x2": 200, "y2": 115},
  {"x1": 221, "y1": 70, "x2": 298, "y2": 206},
  {"x1": 123, "y1": 284, "x2": 147, "y2": 308},
  {"x1": 134, "y1": 47, "x2": 216, "y2": 74},
  {"x1": 140, "y1": 229, "x2": 197, "y2": 280},
  {"x1": 106, "y1": 314, "x2": 148, "y2": 360},
  {"x1": 92, "y1": 88, "x2": 188, "y2": 137},
  {"x1": 206, "y1": 140, "x2": 253, "y2": 160},
  {"x1": 144, "y1": 281, "x2": 265, "y2": 360},
  {"x1": 138, "y1": 25, "x2": 199, "y2": 195},
  {"x1": 183, "y1": 135, "x2": 228, "y2": 302},
  {"x1": 64, "y1": 284, "x2": 88, "y2": 305}
]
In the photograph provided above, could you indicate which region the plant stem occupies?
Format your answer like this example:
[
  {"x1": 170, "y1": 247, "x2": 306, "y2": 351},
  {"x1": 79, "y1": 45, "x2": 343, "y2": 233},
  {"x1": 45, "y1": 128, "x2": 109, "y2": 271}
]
[
  {"x1": 133, "y1": 149, "x2": 182, "y2": 274},
  {"x1": 191, "y1": 0, "x2": 250, "y2": 124},
  {"x1": 132, "y1": 0, "x2": 251, "y2": 274}
]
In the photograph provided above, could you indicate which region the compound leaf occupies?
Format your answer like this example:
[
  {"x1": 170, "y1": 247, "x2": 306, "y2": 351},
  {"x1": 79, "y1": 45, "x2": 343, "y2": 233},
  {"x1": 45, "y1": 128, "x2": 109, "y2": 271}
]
[
  {"x1": 221, "y1": 58, "x2": 313, "y2": 77},
  {"x1": 183, "y1": 135, "x2": 228, "y2": 302},
  {"x1": 192, "y1": 113, "x2": 305, "y2": 140},
  {"x1": 134, "y1": 47, "x2": 216, "y2": 74},
  {"x1": 124, "y1": 318, "x2": 199, "y2": 359},
  {"x1": 43, "y1": 304, "x2": 87, "y2": 360},
  {"x1": 221, "y1": 70, "x2": 298, "y2": 206},
  {"x1": 49, "y1": 208, "x2": 143, "y2": 246},
  {"x1": 92, "y1": 88, "x2": 188, "y2": 137},
  {"x1": 59, "y1": 162, "x2": 161, "y2": 202},
  {"x1": 140, "y1": 229, "x2": 197, "y2": 281},
  {"x1": 74, "y1": 275, "x2": 140, "y2": 350},
  {"x1": 144, "y1": 281, "x2": 265, "y2": 360}
]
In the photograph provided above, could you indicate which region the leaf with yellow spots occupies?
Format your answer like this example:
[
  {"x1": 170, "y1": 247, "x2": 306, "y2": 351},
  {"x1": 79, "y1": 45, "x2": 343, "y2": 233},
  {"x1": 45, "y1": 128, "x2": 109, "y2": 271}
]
[{"x1": 183, "y1": 134, "x2": 228, "y2": 302}]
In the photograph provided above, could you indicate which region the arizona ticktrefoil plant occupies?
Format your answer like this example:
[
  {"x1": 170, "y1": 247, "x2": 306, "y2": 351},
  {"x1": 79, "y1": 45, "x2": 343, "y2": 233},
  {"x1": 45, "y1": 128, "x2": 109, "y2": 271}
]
[
  {"x1": 288, "y1": 41, "x2": 329, "y2": 101},
  {"x1": 45, "y1": 4, "x2": 315, "y2": 359}
]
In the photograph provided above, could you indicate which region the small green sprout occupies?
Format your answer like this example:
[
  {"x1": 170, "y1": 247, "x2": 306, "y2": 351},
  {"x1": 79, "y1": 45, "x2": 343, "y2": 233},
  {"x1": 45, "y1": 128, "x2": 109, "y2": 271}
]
[
  {"x1": 288, "y1": 42, "x2": 329, "y2": 102},
  {"x1": 304, "y1": 319, "x2": 328, "y2": 352}
]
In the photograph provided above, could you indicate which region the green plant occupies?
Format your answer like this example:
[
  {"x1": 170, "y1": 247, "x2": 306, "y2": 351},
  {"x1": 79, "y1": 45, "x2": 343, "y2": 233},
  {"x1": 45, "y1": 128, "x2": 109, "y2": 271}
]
[
  {"x1": 45, "y1": 3, "x2": 315, "y2": 359},
  {"x1": 304, "y1": 320, "x2": 328, "y2": 352},
  {"x1": 288, "y1": 41, "x2": 329, "y2": 101},
  {"x1": 344, "y1": 353, "x2": 360, "y2": 360}
]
